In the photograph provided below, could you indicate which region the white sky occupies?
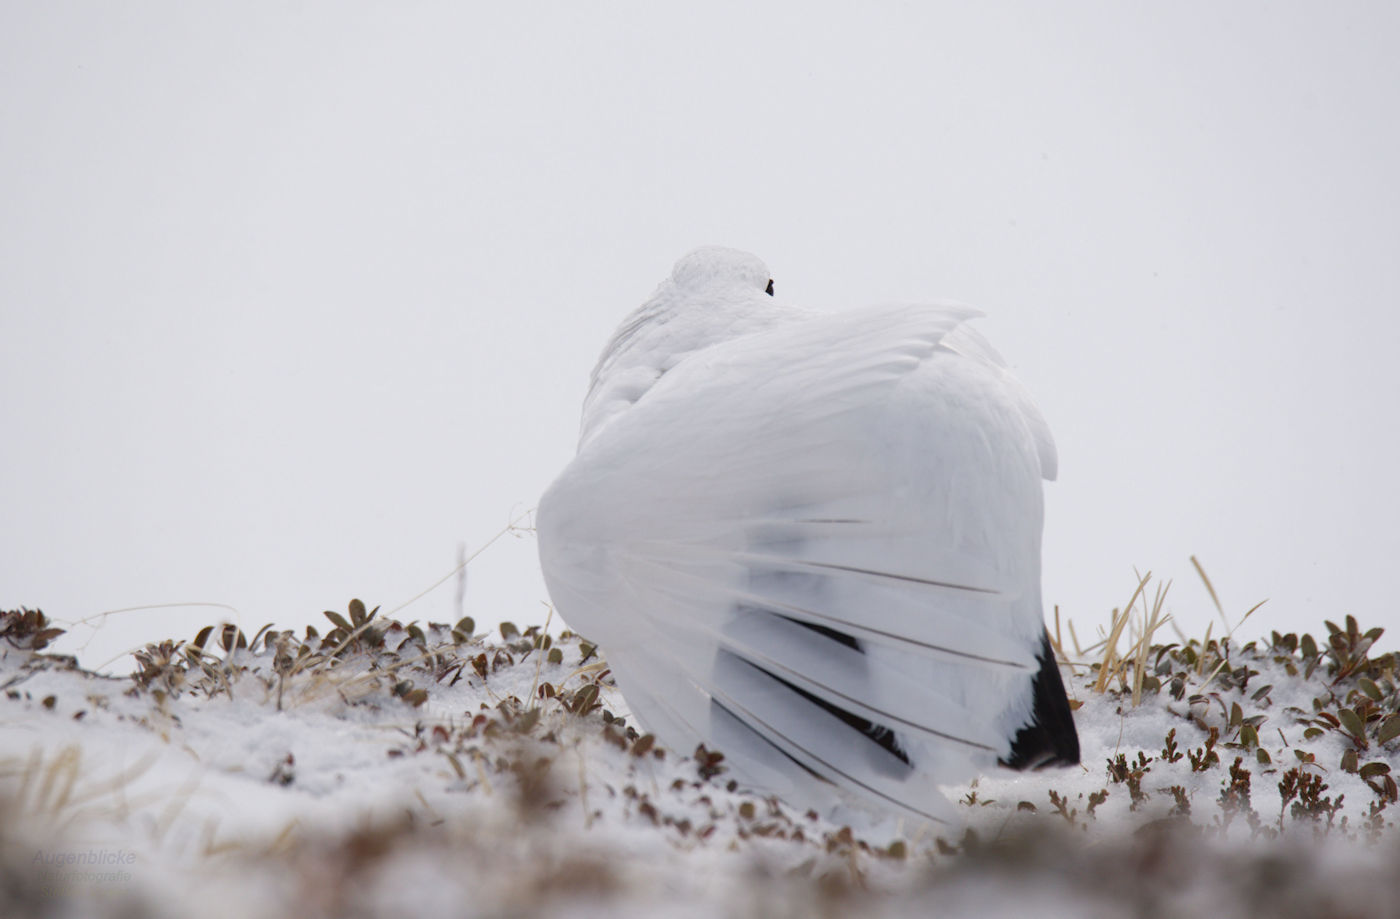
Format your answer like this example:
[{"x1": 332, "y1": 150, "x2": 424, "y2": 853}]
[{"x1": 3, "y1": 2, "x2": 1397, "y2": 670}]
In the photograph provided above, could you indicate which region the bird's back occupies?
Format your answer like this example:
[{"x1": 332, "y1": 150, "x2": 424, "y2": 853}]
[{"x1": 538, "y1": 248, "x2": 1079, "y2": 824}]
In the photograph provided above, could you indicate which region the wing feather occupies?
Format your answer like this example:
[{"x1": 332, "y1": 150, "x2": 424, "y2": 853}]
[{"x1": 539, "y1": 303, "x2": 1050, "y2": 820}]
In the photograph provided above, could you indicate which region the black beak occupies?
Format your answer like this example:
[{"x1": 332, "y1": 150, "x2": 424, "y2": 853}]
[{"x1": 765, "y1": 279, "x2": 774, "y2": 296}]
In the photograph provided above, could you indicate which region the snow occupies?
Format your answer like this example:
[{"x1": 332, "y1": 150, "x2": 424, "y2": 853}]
[{"x1": 3, "y1": 607, "x2": 1398, "y2": 918}]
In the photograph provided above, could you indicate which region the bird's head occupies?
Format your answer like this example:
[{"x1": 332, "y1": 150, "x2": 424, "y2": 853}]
[{"x1": 670, "y1": 246, "x2": 775, "y2": 298}]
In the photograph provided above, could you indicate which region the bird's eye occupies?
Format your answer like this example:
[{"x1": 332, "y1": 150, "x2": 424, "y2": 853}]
[{"x1": 765, "y1": 279, "x2": 775, "y2": 296}]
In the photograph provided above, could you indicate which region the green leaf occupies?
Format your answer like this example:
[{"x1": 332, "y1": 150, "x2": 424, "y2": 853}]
[
  {"x1": 1378, "y1": 715, "x2": 1400, "y2": 745},
  {"x1": 1338, "y1": 707, "x2": 1366, "y2": 739},
  {"x1": 500, "y1": 621, "x2": 519, "y2": 640},
  {"x1": 514, "y1": 708, "x2": 541, "y2": 734},
  {"x1": 249, "y1": 623, "x2": 275, "y2": 651},
  {"x1": 30, "y1": 628, "x2": 63, "y2": 651},
  {"x1": 454, "y1": 617, "x2": 475, "y2": 636},
  {"x1": 571, "y1": 683, "x2": 600, "y2": 715},
  {"x1": 324, "y1": 611, "x2": 351, "y2": 631},
  {"x1": 1359, "y1": 678, "x2": 1383, "y2": 701},
  {"x1": 547, "y1": 647, "x2": 563, "y2": 665},
  {"x1": 1359, "y1": 761, "x2": 1392, "y2": 780},
  {"x1": 1255, "y1": 748, "x2": 1271, "y2": 765},
  {"x1": 348, "y1": 599, "x2": 367, "y2": 625}
]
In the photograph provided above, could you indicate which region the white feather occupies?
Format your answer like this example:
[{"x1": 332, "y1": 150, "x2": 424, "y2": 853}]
[{"x1": 538, "y1": 247, "x2": 1065, "y2": 823}]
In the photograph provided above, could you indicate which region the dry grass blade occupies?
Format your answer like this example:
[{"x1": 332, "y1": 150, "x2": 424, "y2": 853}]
[
  {"x1": 386, "y1": 508, "x2": 535, "y2": 619},
  {"x1": 1092, "y1": 608, "x2": 1130, "y2": 693},
  {"x1": 1048, "y1": 606, "x2": 1089, "y2": 674},
  {"x1": 1048, "y1": 606, "x2": 1073, "y2": 664},
  {"x1": 183, "y1": 644, "x2": 237, "y2": 699},
  {"x1": 1130, "y1": 581, "x2": 1172, "y2": 708},
  {"x1": 34, "y1": 745, "x2": 80, "y2": 817},
  {"x1": 151, "y1": 775, "x2": 203, "y2": 843},
  {"x1": 528, "y1": 603, "x2": 556, "y2": 710},
  {"x1": 1093, "y1": 572, "x2": 1151, "y2": 693},
  {"x1": 1236, "y1": 599, "x2": 1268, "y2": 635},
  {"x1": 63, "y1": 751, "x2": 160, "y2": 812},
  {"x1": 286, "y1": 615, "x2": 382, "y2": 680},
  {"x1": 70, "y1": 601, "x2": 242, "y2": 629},
  {"x1": 64, "y1": 602, "x2": 244, "y2": 672},
  {"x1": 3, "y1": 744, "x2": 167, "y2": 834},
  {"x1": 564, "y1": 660, "x2": 612, "y2": 686},
  {"x1": 1190, "y1": 555, "x2": 1227, "y2": 629},
  {"x1": 12, "y1": 746, "x2": 44, "y2": 812},
  {"x1": 1195, "y1": 654, "x2": 1231, "y2": 696},
  {"x1": 1197, "y1": 622, "x2": 1214, "y2": 676}
]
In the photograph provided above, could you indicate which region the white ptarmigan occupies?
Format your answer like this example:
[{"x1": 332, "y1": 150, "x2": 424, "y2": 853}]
[{"x1": 537, "y1": 247, "x2": 1079, "y2": 823}]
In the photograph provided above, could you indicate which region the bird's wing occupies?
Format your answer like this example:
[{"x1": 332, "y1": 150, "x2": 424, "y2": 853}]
[
  {"x1": 942, "y1": 319, "x2": 1058, "y2": 481},
  {"x1": 538, "y1": 304, "x2": 1049, "y2": 823}
]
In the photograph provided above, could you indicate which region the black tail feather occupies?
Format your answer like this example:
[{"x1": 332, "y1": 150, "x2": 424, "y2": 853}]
[
  {"x1": 760, "y1": 616, "x2": 907, "y2": 764},
  {"x1": 1001, "y1": 631, "x2": 1080, "y2": 769},
  {"x1": 745, "y1": 612, "x2": 1078, "y2": 774}
]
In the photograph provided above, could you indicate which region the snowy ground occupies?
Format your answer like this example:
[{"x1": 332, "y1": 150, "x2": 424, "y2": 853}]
[{"x1": 2, "y1": 603, "x2": 1398, "y2": 918}]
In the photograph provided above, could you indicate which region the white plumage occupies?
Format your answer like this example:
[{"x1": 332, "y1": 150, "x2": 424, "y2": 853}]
[{"x1": 538, "y1": 247, "x2": 1078, "y2": 823}]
